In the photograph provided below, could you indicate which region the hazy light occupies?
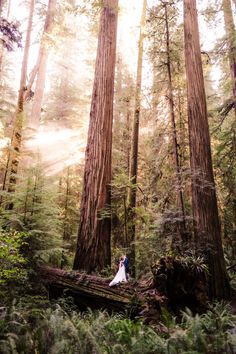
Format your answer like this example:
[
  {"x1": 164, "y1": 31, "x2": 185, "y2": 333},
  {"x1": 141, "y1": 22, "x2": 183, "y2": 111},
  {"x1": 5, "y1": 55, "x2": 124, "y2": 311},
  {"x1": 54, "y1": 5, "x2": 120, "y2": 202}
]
[{"x1": 25, "y1": 127, "x2": 86, "y2": 174}]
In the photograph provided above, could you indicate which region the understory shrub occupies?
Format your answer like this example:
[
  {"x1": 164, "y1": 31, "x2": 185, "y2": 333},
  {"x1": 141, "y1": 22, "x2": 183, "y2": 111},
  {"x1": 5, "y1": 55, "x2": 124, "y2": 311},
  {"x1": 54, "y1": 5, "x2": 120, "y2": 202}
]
[
  {"x1": 0, "y1": 229, "x2": 28, "y2": 285},
  {"x1": 0, "y1": 299, "x2": 235, "y2": 354}
]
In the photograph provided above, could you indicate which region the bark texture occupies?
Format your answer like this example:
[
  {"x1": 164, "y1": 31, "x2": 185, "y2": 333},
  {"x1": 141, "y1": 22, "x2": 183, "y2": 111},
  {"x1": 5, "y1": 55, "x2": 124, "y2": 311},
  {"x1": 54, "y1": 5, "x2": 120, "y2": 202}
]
[
  {"x1": 222, "y1": 0, "x2": 236, "y2": 120},
  {"x1": 0, "y1": 0, "x2": 3, "y2": 15},
  {"x1": 164, "y1": 3, "x2": 186, "y2": 241},
  {"x1": 73, "y1": 0, "x2": 118, "y2": 272},
  {"x1": 1, "y1": 0, "x2": 35, "y2": 197},
  {"x1": 40, "y1": 256, "x2": 209, "y2": 319},
  {"x1": 222, "y1": 0, "x2": 236, "y2": 268},
  {"x1": 30, "y1": 0, "x2": 57, "y2": 129},
  {"x1": 184, "y1": 0, "x2": 230, "y2": 299},
  {"x1": 127, "y1": 0, "x2": 147, "y2": 276}
]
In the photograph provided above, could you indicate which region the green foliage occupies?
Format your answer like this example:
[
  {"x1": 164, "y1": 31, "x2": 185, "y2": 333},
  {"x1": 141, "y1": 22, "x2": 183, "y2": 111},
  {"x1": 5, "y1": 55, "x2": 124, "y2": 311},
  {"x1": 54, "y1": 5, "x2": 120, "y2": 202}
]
[
  {"x1": 2, "y1": 166, "x2": 62, "y2": 251},
  {"x1": 0, "y1": 229, "x2": 28, "y2": 284},
  {"x1": 0, "y1": 302, "x2": 165, "y2": 354},
  {"x1": 178, "y1": 255, "x2": 209, "y2": 275},
  {"x1": 210, "y1": 105, "x2": 236, "y2": 277},
  {"x1": 163, "y1": 302, "x2": 236, "y2": 354},
  {"x1": 0, "y1": 299, "x2": 235, "y2": 354},
  {"x1": 174, "y1": 302, "x2": 236, "y2": 354},
  {"x1": 34, "y1": 247, "x2": 73, "y2": 269}
]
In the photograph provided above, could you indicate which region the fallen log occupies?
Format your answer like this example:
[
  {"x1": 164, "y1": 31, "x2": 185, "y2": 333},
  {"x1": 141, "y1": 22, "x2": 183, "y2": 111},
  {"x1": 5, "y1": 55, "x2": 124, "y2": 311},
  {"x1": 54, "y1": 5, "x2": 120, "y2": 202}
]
[
  {"x1": 39, "y1": 267, "x2": 141, "y2": 313},
  {"x1": 38, "y1": 256, "x2": 209, "y2": 323}
]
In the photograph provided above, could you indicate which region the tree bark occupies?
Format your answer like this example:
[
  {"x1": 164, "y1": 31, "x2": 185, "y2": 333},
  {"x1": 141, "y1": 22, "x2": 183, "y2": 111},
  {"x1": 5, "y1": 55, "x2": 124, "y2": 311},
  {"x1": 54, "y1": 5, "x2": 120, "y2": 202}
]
[
  {"x1": 222, "y1": 0, "x2": 236, "y2": 120},
  {"x1": 127, "y1": 0, "x2": 147, "y2": 277},
  {"x1": 6, "y1": 0, "x2": 10, "y2": 17},
  {"x1": 184, "y1": 0, "x2": 230, "y2": 299},
  {"x1": 23, "y1": 53, "x2": 41, "y2": 102},
  {"x1": 222, "y1": 0, "x2": 236, "y2": 271},
  {"x1": 29, "y1": 0, "x2": 57, "y2": 129},
  {"x1": 163, "y1": 3, "x2": 186, "y2": 241},
  {"x1": 0, "y1": 0, "x2": 4, "y2": 15},
  {"x1": 232, "y1": 0, "x2": 236, "y2": 11},
  {"x1": 40, "y1": 267, "x2": 135, "y2": 313},
  {"x1": 40, "y1": 256, "x2": 209, "y2": 317},
  {"x1": 1, "y1": 0, "x2": 35, "y2": 199},
  {"x1": 73, "y1": 0, "x2": 118, "y2": 273},
  {"x1": 63, "y1": 167, "x2": 71, "y2": 241}
]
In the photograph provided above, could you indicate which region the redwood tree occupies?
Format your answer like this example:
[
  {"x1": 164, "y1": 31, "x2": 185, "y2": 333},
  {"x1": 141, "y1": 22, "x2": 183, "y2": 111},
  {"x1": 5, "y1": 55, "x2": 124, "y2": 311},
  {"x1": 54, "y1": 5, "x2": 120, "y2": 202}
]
[
  {"x1": 184, "y1": 0, "x2": 230, "y2": 299},
  {"x1": 127, "y1": 0, "x2": 147, "y2": 276},
  {"x1": 1, "y1": 0, "x2": 35, "y2": 199},
  {"x1": 73, "y1": 0, "x2": 118, "y2": 272},
  {"x1": 163, "y1": 1, "x2": 186, "y2": 240},
  {"x1": 222, "y1": 0, "x2": 236, "y2": 119},
  {"x1": 222, "y1": 0, "x2": 236, "y2": 269},
  {"x1": 29, "y1": 0, "x2": 57, "y2": 129}
]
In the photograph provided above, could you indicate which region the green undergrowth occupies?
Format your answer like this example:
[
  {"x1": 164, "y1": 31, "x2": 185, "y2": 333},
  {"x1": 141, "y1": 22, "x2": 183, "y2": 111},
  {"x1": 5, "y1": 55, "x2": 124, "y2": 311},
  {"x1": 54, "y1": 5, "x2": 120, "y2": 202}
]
[{"x1": 0, "y1": 296, "x2": 235, "y2": 354}]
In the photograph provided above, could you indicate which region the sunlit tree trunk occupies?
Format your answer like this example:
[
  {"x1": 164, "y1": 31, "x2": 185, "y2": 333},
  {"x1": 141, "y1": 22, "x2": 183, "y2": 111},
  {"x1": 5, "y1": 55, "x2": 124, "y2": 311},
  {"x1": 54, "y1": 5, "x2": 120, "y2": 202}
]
[
  {"x1": 0, "y1": 0, "x2": 4, "y2": 75},
  {"x1": 125, "y1": 98, "x2": 131, "y2": 175},
  {"x1": 127, "y1": 0, "x2": 147, "y2": 277},
  {"x1": 63, "y1": 167, "x2": 71, "y2": 241},
  {"x1": 232, "y1": 0, "x2": 236, "y2": 11},
  {"x1": 23, "y1": 54, "x2": 40, "y2": 102},
  {"x1": 184, "y1": 0, "x2": 230, "y2": 299},
  {"x1": 1, "y1": 0, "x2": 35, "y2": 201},
  {"x1": 0, "y1": 0, "x2": 3, "y2": 14},
  {"x1": 23, "y1": 177, "x2": 31, "y2": 224},
  {"x1": 6, "y1": 0, "x2": 10, "y2": 17},
  {"x1": 223, "y1": 0, "x2": 236, "y2": 119},
  {"x1": 222, "y1": 0, "x2": 236, "y2": 268},
  {"x1": 73, "y1": 0, "x2": 118, "y2": 272},
  {"x1": 0, "y1": 0, "x2": 10, "y2": 15},
  {"x1": 30, "y1": 172, "x2": 38, "y2": 217},
  {"x1": 30, "y1": 0, "x2": 57, "y2": 129},
  {"x1": 163, "y1": 3, "x2": 186, "y2": 241}
]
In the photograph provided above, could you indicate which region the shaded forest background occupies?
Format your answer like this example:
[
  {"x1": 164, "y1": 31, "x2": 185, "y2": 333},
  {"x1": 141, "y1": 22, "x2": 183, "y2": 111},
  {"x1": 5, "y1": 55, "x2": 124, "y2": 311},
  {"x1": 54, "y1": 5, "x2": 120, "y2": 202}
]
[{"x1": 0, "y1": 0, "x2": 236, "y2": 352}]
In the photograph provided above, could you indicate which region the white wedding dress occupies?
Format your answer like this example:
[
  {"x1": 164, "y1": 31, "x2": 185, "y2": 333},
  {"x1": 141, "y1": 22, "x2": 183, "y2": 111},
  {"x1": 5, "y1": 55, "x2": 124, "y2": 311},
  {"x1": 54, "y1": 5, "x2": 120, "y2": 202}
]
[{"x1": 109, "y1": 262, "x2": 127, "y2": 287}]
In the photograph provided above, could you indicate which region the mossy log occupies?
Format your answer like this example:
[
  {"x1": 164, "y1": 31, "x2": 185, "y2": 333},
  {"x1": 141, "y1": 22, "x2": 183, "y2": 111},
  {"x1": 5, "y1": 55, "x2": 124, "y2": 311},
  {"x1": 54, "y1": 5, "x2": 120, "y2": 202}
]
[
  {"x1": 39, "y1": 257, "x2": 209, "y2": 322},
  {"x1": 39, "y1": 266, "x2": 164, "y2": 322},
  {"x1": 39, "y1": 267, "x2": 136, "y2": 311}
]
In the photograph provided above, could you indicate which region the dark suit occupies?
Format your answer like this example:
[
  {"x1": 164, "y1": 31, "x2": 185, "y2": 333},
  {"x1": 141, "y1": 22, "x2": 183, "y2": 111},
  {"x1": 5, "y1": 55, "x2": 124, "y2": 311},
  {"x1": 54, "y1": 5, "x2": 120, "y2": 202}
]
[{"x1": 123, "y1": 256, "x2": 129, "y2": 280}]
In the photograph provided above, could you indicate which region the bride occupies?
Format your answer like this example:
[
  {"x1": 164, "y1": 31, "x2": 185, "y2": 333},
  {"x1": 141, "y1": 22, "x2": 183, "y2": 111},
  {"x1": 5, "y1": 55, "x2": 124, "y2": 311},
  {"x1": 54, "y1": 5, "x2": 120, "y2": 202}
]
[{"x1": 109, "y1": 255, "x2": 127, "y2": 287}]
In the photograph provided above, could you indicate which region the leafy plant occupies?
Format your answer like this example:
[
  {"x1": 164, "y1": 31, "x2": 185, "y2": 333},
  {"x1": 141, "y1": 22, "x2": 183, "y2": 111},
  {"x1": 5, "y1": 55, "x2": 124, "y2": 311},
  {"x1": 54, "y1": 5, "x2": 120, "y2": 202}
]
[
  {"x1": 0, "y1": 298, "x2": 235, "y2": 354},
  {"x1": 0, "y1": 229, "x2": 28, "y2": 284}
]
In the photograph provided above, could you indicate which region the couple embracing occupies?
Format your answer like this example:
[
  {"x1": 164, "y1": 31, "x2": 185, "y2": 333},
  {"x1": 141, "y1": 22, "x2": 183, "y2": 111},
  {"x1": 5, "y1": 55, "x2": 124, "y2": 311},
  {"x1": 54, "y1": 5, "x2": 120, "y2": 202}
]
[{"x1": 109, "y1": 255, "x2": 129, "y2": 287}]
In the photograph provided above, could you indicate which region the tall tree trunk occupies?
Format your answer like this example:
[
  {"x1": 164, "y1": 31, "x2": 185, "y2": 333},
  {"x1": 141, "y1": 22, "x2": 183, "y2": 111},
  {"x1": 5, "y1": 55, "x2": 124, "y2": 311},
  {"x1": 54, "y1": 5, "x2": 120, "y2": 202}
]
[
  {"x1": 184, "y1": 0, "x2": 230, "y2": 299},
  {"x1": 163, "y1": 3, "x2": 186, "y2": 240},
  {"x1": 29, "y1": 0, "x2": 57, "y2": 129},
  {"x1": 222, "y1": 0, "x2": 236, "y2": 119},
  {"x1": 63, "y1": 167, "x2": 71, "y2": 241},
  {"x1": 23, "y1": 53, "x2": 41, "y2": 102},
  {"x1": 125, "y1": 98, "x2": 131, "y2": 175},
  {"x1": 73, "y1": 0, "x2": 118, "y2": 273},
  {"x1": 0, "y1": 0, "x2": 4, "y2": 15},
  {"x1": 127, "y1": 0, "x2": 147, "y2": 277},
  {"x1": 6, "y1": 0, "x2": 10, "y2": 17},
  {"x1": 222, "y1": 0, "x2": 236, "y2": 265},
  {"x1": 232, "y1": 0, "x2": 236, "y2": 11},
  {"x1": 0, "y1": 0, "x2": 10, "y2": 15},
  {"x1": 1, "y1": 0, "x2": 35, "y2": 199}
]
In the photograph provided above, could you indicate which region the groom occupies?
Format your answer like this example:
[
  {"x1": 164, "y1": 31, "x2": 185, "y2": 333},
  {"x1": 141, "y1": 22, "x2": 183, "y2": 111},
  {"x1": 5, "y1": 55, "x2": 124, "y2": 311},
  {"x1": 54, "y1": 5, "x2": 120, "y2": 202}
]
[{"x1": 123, "y1": 255, "x2": 129, "y2": 281}]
